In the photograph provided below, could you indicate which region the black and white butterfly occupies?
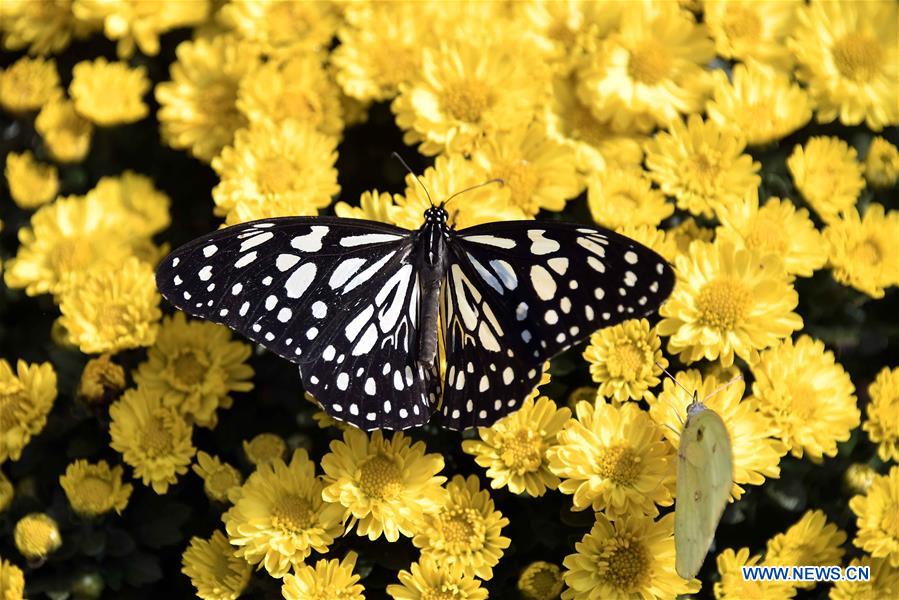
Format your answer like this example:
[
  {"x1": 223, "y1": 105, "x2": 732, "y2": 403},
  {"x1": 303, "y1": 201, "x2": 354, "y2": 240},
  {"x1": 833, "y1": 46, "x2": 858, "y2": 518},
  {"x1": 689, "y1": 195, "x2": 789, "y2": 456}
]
[{"x1": 156, "y1": 206, "x2": 674, "y2": 430}]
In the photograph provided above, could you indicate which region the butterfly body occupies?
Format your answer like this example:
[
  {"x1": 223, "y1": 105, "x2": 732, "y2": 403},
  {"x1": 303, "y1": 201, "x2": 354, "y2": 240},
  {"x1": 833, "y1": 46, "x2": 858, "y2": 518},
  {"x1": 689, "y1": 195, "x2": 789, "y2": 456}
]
[{"x1": 413, "y1": 206, "x2": 452, "y2": 364}]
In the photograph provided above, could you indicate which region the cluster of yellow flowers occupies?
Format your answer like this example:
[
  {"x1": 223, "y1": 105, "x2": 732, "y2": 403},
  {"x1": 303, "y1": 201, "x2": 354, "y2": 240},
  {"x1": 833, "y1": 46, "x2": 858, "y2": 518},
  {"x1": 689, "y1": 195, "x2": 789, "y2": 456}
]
[{"x1": 1, "y1": 0, "x2": 898, "y2": 599}]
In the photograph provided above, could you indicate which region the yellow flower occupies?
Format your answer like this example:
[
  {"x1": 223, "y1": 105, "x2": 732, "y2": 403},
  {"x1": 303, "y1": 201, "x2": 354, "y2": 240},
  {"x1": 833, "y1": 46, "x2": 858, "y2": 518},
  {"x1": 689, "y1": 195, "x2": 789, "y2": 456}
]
[
  {"x1": 212, "y1": 119, "x2": 339, "y2": 224},
  {"x1": 0, "y1": 56, "x2": 60, "y2": 114},
  {"x1": 181, "y1": 530, "x2": 252, "y2": 600},
  {"x1": 830, "y1": 555, "x2": 899, "y2": 600},
  {"x1": 156, "y1": 34, "x2": 261, "y2": 162},
  {"x1": 334, "y1": 189, "x2": 395, "y2": 223},
  {"x1": 0, "y1": 557, "x2": 25, "y2": 600},
  {"x1": 0, "y1": 468, "x2": 12, "y2": 512},
  {"x1": 865, "y1": 137, "x2": 899, "y2": 188},
  {"x1": 614, "y1": 224, "x2": 678, "y2": 264},
  {"x1": 670, "y1": 216, "x2": 715, "y2": 256},
  {"x1": 321, "y1": 429, "x2": 447, "y2": 542},
  {"x1": 35, "y1": 97, "x2": 92, "y2": 163},
  {"x1": 223, "y1": 449, "x2": 344, "y2": 578},
  {"x1": 706, "y1": 61, "x2": 812, "y2": 147},
  {"x1": 850, "y1": 465, "x2": 899, "y2": 567},
  {"x1": 462, "y1": 395, "x2": 570, "y2": 497},
  {"x1": 4, "y1": 151, "x2": 58, "y2": 209},
  {"x1": 520, "y1": 0, "x2": 599, "y2": 70},
  {"x1": 14, "y1": 513, "x2": 61, "y2": 560},
  {"x1": 69, "y1": 58, "x2": 149, "y2": 126},
  {"x1": 844, "y1": 463, "x2": 879, "y2": 497},
  {"x1": 704, "y1": 0, "x2": 800, "y2": 70},
  {"x1": 0, "y1": 359, "x2": 57, "y2": 464},
  {"x1": 824, "y1": 204, "x2": 899, "y2": 299},
  {"x1": 282, "y1": 552, "x2": 365, "y2": 600},
  {"x1": 88, "y1": 171, "x2": 171, "y2": 238},
  {"x1": 766, "y1": 510, "x2": 847, "y2": 589},
  {"x1": 583, "y1": 319, "x2": 666, "y2": 403},
  {"x1": 219, "y1": 0, "x2": 338, "y2": 56},
  {"x1": 134, "y1": 313, "x2": 253, "y2": 428},
  {"x1": 790, "y1": 0, "x2": 899, "y2": 130},
  {"x1": 751, "y1": 336, "x2": 859, "y2": 461},
  {"x1": 865, "y1": 367, "x2": 899, "y2": 463},
  {"x1": 645, "y1": 114, "x2": 760, "y2": 218},
  {"x1": 387, "y1": 556, "x2": 487, "y2": 600},
  {"x1": 59, "y1": 459, "x2": 132, "y2": 517},
  {"x1": 192, "y1": 451, "x2": 242, "y2": 503},
  {"x1": 413, "y1": 474, "x2": 511, "y2": 579},
  {"x1": 788, "y1": 136, "x2": 865, "y2": 224},
  {"x1": 714, "y1": 547, "x2": 798, "y2": 599},
  {"x1": 518, "y1": 561, "x2": 564, "y2": 600},
  {"x1": 547, "y1": 400, "x2": 674, "y2": 516},
  {"x1": 562, "y1": 513, "x2": 699, "y2": 600},
  {"x1": 576, "y1": 3, "x2": 714, "y2": 134},
  {"x1": 0, "y1": 0, "x2": 95, "y2": 55},
  {"x1": 587, "y1": 168, "x2": 673, "y2": 230},
  {"x1": 109, "y1": 387, "x2": 195, "y2": 494},
  {"x1": 649, "y1": 369, "x2": 787, "y2": 499},
  {"x1": 243, "y1": 432, "x2": 287, "y2": 466}
]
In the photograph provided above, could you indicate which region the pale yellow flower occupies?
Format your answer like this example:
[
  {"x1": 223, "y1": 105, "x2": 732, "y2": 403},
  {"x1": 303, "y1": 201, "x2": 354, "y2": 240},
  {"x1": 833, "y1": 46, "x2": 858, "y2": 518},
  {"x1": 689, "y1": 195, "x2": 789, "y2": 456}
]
[
  {"x1": 788, "y1": 136, "x2": 865, "y2": 224},
  {"x1": 69, "y1": 58, "x2": 149, "y2": 126},
  {"x1": 4, "y1": 151, "x2": 58, "y2": 209},
  {"x1": 0, "y1": 56, "x2": 60, "y2": 114},
  {"x1": 59, "y1": 459, "x2": 132, "y2": 517},
  {"x1": 0, "y1": 359, "x2": 57, "y2": 464},
  {"x1": 35, "y1": 97, "x2": 93, "y2": 163}
]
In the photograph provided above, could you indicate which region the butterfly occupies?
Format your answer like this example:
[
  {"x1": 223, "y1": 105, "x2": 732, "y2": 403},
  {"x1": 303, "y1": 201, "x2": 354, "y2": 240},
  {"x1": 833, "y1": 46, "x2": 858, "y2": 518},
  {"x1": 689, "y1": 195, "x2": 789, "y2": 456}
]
[{"x1": 156, "y1": 201, "x2": 675, "y2": 431}]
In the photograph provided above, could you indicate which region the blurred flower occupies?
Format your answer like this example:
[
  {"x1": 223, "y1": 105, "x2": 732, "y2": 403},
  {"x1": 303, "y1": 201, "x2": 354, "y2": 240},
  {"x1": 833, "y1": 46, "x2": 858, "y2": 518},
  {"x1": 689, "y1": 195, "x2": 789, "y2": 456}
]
[
  {"x1": 135, "y1": 313, "x2": 253, "y2": 428},
  {"x1": 88, "y1": 171, "x2": 171, "y2": 238},
  {"x1": 587, "y1": 168, "x2": 672, "y2": 230},
  {"x1": 844, "y1": 464, "x2": 878, "y2": 497},
  {"x1": 76, "y1": 355, "x2": 124, "y2": 406},
  {"x1": 223, "y1": 449, "x2": 343, "y2": 578},
  {"x1": 35, "y1": 97, "x2": 92, "y2": 163},
  {"x1": 305, "y1": 392, "x2": 350, "y2": 432},
  {"x1": 645, "y1": 114, "x2": 760, "y2": 218},
  {"x1": 766, "y1": 510, "x2": 846, "y2": 589},
  {"x1": 0, "y1": 557, "x2": 24, "y2": 599},
  {"x1": 669, "y1": 217, "x2": 714, "y2": 256},
  {"x1": 583, "y1": 319, "x2": 666, "y2": 403},
  {"x1": 156, "y1": 34, "x2": 261, "y2": 162},
  {"x1": 0, "y1": 0, "x2": 95, "y2": 55},
  {"x1": 243, "y1": 432, "x2": 287, "y2": 466},
  {"x1": 192, "y1": 451, "x2": 241, "y2": 503},
  {"x1": 614, "y1": 224, "x2": 678, "y2": 264},
  {"x1": 109, "y1": 387, "x2": 195, "y2": 494},
  {"x1": 212, "y1": 119, "x2": 339, "y2": 224},
  {"x1": 865, "y1": 136, "x2": 899, "y2": 188},
  {"x1": 69, "y1": 58, "x2": 149, "y2": 126},
  {"x1": 321, "y1": 429, "x2": 447, "y2": 542},
  {"x1": 413, "y1": 474, "x2": 510, "y2": 579},
  {"x1": 219, "y1": 0, "x2": 338, "y2": 56},
  {"x1": 462, "y1": 395, "x2": 570, "y2": 497},
  {"x1": 824, "y1": 204, "x2": 899, "y2": 298},
  {"x1": 14, "y1": 513, "x2": 61, "y2": 560},
  {"x1": 788, "y1": 136, "x2": 865, "y2": 224},
  {"x1": 714, "y1": 547, "x2": 797, "y2": 599},
  {"x1": 704, "y1": 0, "x2": 799, "y2": 70},
  {"x1": 0, "y1": 359, "x2": 57, "y2": 464},
  {"x1": 865, "y1": 366, "x2": 899, "y2": 463},
  {"x1": 790, "y1": 0, "x2": 899, "y2": 130},
  {"x1": 562, "y1": 513, "x2": 698, "y2": 600},
  {"x1": 4, "y1": 151, "x2": 58, "y2": 209},
  {"x1": 59, "y1": 459, "x2": 132, "y2": 517},
  {"x1": 649, "y1": 369, "x2": 787, "y2": 499},
  {"x1": 751, "y1": 336, "x2": 859, "y2": 461},
  {"x1": 518, "y1": 561, "x2": 563, "y2": 600},
  {"x1": 548, "y1": 400, "x2": 674, "y2": 516},
  {"x1": 334, "y1": 189, "x2": 394, "y2": 224},
  {"x1": 282, "y1": 552, "x2": 365, "y2": 600},
  {"x1": 0, "y1": 56, "x2": 60, "y2": 114},
  {"x1": 849, "y1": 465, "x2": 899, "y2": 567},
  {"x1": 181, "y1": 530, "x2": 251, "y2": 600},
  {"x1": 520, "y1": 0, "x2": 598, "y2": 69},
  {"x1": 387, "y1": 556, "x2": 487, "y2": 600},
  {"x1": 829, "y1": 555, "x2": 899, "y2": 600},
  {"x1": 0, "y1": 468, "x2": 12, "y2": 512},
  {"x1": 706, "y1": 61, "x2": 812, "y2": 147}
]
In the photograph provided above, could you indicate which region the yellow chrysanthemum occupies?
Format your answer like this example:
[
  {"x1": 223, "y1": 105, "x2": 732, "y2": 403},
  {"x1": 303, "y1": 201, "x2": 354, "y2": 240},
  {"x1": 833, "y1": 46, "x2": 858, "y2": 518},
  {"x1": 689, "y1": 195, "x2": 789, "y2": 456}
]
[
  {"x1": 790, "y1": 0, "x2": 899, "y2": 130},
  {"x1": 243, "y1": 432, "x2": 287, "y2": 466},
  {"x1": 87, "y1": 170, "x2": 171, "y2": 238},
  {"x1": 321, "y1": 429, "x2": 447, "y2": 542},
  {"x1": 69, "y1": 58, "x2": 149, "y2": 126},
  {"x1": 0, "y1": 0, "x2": 95, "y2": 55},
  {"x1": 582, "y1": 319, "x2": 666, "y2": 403},
  {"x1": 0, "y1": 359, "x2": 56, "y2": 464},
  {"x1": 865, "y1": 367, "x2": 899, "y2": 463},
  {"x1": 181, "y1": 530, "x2": 252, "y2": 600},
  {"x1": 387, "y1": 556, "x2": 487, "y2": 600},
  {"x1": 830, "y1": 555, "x2": 899, "y2": 600},
  {"x1": 520, "y1": 0, "x2": 603, "y2": 70},
  {"x1": 109, "y1": 387, "x2": 195, "y2": 494},
  {"x1": 0, "y1": 56, "x2": 60, "y2": 114},
  {"x1": 670, "y1": 217, "x2": 715, "y2": 256},
  {"x1": 156, "y1": 34, "x2": 261, "y2": 162},
  {"x1": 706, "y1": 61, "x2": 812, "y2": 147},
  {"x1": 4, "y1": 151, "x2": 58, "y2": 210},
  {"x1": 704, "y1": 0, "x2": 800, "y2": 70},
  {"x1": 845, "y1": 463, "x2": 879, "y2": 497},
  {"x1": 0, "y1": 468, "x2": 12, "y2": 512},
  {"x1": 0, "y1": 557, "x2": 25, "y2": 599},
  {"x1": 865, "y1": 137, "x2": 899, "y2": 188},
  {"x1": 649, "y1": 369, "x2": 787, "y2": 499},
  {"x1": 219, "y1": 0, "x2": 338, "y2": 56},
  {"x1": 334, "y1": 189, "x2": 394, "y2": 224},
  {"x1": 134, "y1": 313, "x2": 253, "y2": 428},
  {"x1": 35, "y1": 97, "x2": 92, "y2": 163},
  {"x1": 714, "y1": 547, "x2": 798, "y2": 599},
  {"x1": 766, "y1": 510, "x2": 847, "y2": 589},
  {"x1": 658, "y1": 239, "x2": 803, "y2": 367},
  {"x1": 547, "y1": 400, "x2": 674, "y2": 516},
  {"x1": 645, "y1": 114, "x2": 760, "y2": 218},
  {"x1": 518, "y1": 561, "x2": 564, "y2": 600},
  {"x1": 824, "y1": 204, "x2": 899, "y2": 299},
  {"x1": 413, "y1": 474, "x2": 511, "y2": 579},
  {"x1": 14, "y1": 513, "x2": 61, "y2": 560},
  {"x1": 462, "y1": 395, "x2": 570, "y2": 497},
  {"x1": 562, "y1": 513, "x2": 699, "y2": 600},
  {"x1": 212, "y1": 119, "x2": 339, "y2": 224},
  {"x1": 59, "y1": 459, "x2": 132, "y2": 517},
  {"x1": 223, "y1": 449, "x2": 344, "y2": 578},
  {"x1": 587, "y1": 168, "x2": 672, "y2": 230},
  {"x1": 192, "y1": 451, "x2": 242, "y2": 503},
  {"x1": 615, "y1": 224, "x2": 678, "y2": 264},
  {"x1": 788, "y1": 136, "x2": 865, "y2": 224},
  {"x1": 751, "y1": 336, "x2": 859, "y2": 461},
  {"x1": 282, "y1": 552, "x2": 365, "y2": 600},
  {"x1": 850, "y1": 465, "x2": 899, "y2": 567}
]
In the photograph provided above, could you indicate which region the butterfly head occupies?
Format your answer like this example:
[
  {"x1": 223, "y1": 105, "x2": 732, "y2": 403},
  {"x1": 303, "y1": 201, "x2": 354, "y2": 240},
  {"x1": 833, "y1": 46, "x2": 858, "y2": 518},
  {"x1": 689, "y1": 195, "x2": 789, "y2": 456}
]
[{"x1": 423, "y1": 206, "x2": 449, "y2": 225}]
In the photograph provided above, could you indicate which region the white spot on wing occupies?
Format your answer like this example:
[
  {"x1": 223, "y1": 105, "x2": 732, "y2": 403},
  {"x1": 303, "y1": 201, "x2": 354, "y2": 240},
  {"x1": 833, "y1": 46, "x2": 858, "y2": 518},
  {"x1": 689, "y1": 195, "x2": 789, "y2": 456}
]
[
  {"x1": 202, "y1": 245, "x2": 217, "y2": 257},
  {"x1": 530, "y1": 265, "x2": 557, "y2": 301},
  {"x1": 285, "y1": 263, "x2": 317, "y2": 298},
  {"x1": 339, "y1": 233, "x2": 403, "y2": 247},
  {"x1": 528, "y1": 229, "x2": 560, "y2": 255},
  {"x1": 240, "y1": 231, "x2": 273, "y2": 252},
  {"x1": 234, "y1": 251, "x2": 257, "y2": 268},
  {"x1": 290, "y1": 226, "x2": 329, "y2": 252},
  {"x1": 276, "y1": 254, "x2": 301, "y2": 271},
  {"x1": 463, "y1": 234, "x2": 516, "y2": 249}
]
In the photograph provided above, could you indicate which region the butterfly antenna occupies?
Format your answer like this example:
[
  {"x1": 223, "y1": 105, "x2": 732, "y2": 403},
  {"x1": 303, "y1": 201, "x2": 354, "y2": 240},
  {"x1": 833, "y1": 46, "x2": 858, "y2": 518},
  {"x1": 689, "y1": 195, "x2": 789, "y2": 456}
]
[
  {"x1": 391, "y1": 152, "x2": 433, "y2": 207},
  {"x1": 444, "y1": 178, "x2": 505, "y2": 205},
  {"x1": 702, "y1": 374, "x2": 744, "y2": 403},
  {"x1": 655, "y1": 361, "x2": 693, "y2": 425}
]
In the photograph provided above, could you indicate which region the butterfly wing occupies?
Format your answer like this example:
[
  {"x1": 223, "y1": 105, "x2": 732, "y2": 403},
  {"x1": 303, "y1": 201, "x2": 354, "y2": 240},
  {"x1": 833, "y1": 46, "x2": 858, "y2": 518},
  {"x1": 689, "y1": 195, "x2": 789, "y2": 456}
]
[{"x1": 435, "y1": 221, "x2": 675, "y2": 429}]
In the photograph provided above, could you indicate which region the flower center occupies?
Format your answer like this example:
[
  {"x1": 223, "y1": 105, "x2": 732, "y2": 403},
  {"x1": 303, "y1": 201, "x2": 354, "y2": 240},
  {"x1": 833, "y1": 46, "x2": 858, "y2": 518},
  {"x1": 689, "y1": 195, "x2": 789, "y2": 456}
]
[
  {"x1": 172, "y1": 351, "x2": 206, "y2": 387},
  {"x1": 851, "y1": 239, "x2": 882, "y2": 265},
  {"x1": 443, "y1": 81, "x2": 491, "y2": 123},
  {"x1": 207, "y1": 468, "x2": 238, "y2": 496},
  {"x1": 596, "y1": 444, "x2": 640, "y2": 486},
  {"x1": 628, "y1": 40, "x2": 672, "y2": 85},
  {"x1": 832, "y1": 33, "x2": 882, "y2": 82},
  {"x1": 0, "y1": 380, "x2": 26, "y2": 430},
  {"x1": 500, "y1": 429, "x2": 544, "y2": 474},
  {"x1": 421, "y1": 589, "x2": 458, "y2": 600},
  {"x1": 494, "y1": 160, "x2": 539, "y2": 212},
  {"x1": 598, "y1": 536, "x2": 648, "y2": 591},
  {"x1": 359, "y1": 453, "x2": 404, "y2": 500},
  {"x1": 609, "y1": 342, "x2": 645, "y2": 380},
  {"x1": 257, "y1": 157, "x2": 301, "y2": 195},
  {"x1": 744, "y1": 220, "x2": 788, "y2": 255},
  {"x1": 271, "y1": 493, "x2": 314, "y2": 533},
  {"x1": 246, "y1": 434, "x2": 285, "y2": 463},
  {"x1": 438, "y1": 507, "x2": 486, "y2": 553},
  {"x1": 722, "y1": 7, "x2": 761, "y2": 42},
  {"x1": 141, "y1": 413, "x2": 174, "y2": 457},
  {"x1": 77, "y1": 476, "x2": 113, "y2": 509},
  {"x1": 787, "y1": 383, "x2": 818, "y2": 421},
  {"x1": 697, "y1": 277, "x2": 751, "y2": 331},
  {"x1": 685, "y1": 150, "x2": 726, "y2": 195},
  {"x1": 523, "y1": 564, "x2": 563, "y2": 599},
  {"x1": 49, "y1": 239, "x2": 94, "y2": 274},
  {"x1": 880, "y1": 499, "x2": 899, "y2": 537}
]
